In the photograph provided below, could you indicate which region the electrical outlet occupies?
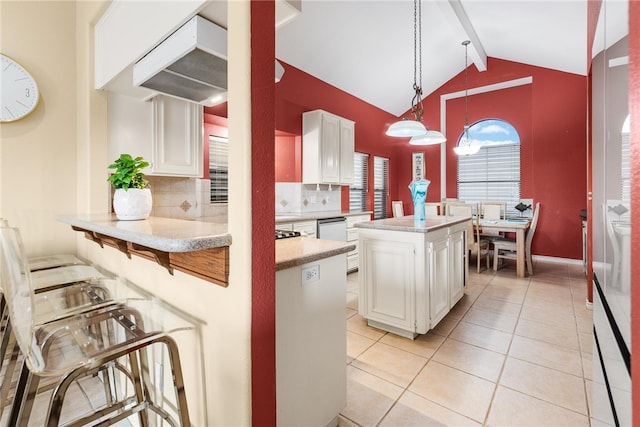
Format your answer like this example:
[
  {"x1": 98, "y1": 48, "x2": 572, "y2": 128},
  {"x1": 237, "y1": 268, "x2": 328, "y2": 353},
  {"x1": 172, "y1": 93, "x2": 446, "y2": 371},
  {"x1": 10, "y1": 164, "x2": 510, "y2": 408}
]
[{"x1": 302, "y1": 264, "x2": 320, "y2": 284}]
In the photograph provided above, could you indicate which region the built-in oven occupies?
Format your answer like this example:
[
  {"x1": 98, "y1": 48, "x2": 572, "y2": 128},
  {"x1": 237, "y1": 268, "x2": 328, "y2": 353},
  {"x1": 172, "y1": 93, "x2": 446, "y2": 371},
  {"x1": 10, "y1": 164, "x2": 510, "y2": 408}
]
[{"x1": 317, "y1": 217, "x2": 347, "y2": 242}]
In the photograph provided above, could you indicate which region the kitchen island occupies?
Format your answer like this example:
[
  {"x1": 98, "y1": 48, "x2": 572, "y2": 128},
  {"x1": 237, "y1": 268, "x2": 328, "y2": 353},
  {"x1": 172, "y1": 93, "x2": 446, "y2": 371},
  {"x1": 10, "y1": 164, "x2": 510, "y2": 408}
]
[{"x1": 356, "y1": 215, "x2": 470, "y2": 339}]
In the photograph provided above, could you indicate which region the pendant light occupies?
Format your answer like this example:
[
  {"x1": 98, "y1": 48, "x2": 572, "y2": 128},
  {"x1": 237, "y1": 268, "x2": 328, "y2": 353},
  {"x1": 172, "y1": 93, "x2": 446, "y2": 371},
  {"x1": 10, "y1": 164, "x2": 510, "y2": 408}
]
[
  {"x1": 386, "y1": 0, "x2": 446, "y2": 145},
  {"x1": 454, "y1": 40, "x2": 480, "y2": 155}
]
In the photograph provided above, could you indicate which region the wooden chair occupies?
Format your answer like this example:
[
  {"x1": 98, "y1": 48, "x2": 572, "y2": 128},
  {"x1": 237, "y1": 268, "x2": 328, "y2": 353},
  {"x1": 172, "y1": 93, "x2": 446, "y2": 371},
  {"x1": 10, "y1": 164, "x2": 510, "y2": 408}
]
[
  {"x1": 425, "y1": 202, "x2": 441, "y2": 217},
  {"x1": 392, "y1": 201, "x2": 404, "y2": 217},
  {"x1": 481, "y1": 201, "x2": 506, "y2": 220},
  {"x1": 446, "y1": 202, "x2": 475, "y2": 217},
  {"x1": 468, "y1": 215, "x2": 491, "y2": 273},
  {"x1": 493, "y1": 202, "x2": 541, "y2": 275}
]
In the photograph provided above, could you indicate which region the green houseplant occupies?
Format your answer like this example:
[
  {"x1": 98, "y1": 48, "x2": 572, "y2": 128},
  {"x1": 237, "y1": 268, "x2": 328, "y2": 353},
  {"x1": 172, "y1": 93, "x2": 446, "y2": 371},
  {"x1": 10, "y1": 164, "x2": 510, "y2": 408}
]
[{"x1": 107, "y1": 154, "x2": 152, "y2": 220}]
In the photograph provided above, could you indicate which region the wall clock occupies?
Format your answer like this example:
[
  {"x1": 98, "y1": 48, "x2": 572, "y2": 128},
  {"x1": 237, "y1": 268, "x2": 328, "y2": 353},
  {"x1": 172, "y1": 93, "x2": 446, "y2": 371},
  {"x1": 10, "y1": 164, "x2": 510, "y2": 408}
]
[{"x1": 1, "y1": 53, "x2": 40, "y2": 123}]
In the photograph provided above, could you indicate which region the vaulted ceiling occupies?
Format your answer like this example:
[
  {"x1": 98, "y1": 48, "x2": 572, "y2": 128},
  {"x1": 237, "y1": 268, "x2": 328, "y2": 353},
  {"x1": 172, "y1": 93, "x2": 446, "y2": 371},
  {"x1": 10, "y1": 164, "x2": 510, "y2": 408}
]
[{"x1": 275, "y1": 0, "x2": 591, "y2": 117}]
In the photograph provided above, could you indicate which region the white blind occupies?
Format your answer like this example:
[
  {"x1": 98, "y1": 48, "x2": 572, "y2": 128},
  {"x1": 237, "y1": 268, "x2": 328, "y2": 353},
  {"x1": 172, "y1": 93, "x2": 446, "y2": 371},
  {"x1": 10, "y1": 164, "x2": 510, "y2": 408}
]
[
  {"x1": 374, "y1": 156, "x2": 389, "y2": 219},
  {"x1": 350, "y1": 152, "x2": 368, "y2": 211},
  {"x1": 209, "y1": 136, "x2": 228, "y2": 203},
  {"x1": 457, "y1": 143, "x2": 520, "y2": 217}
]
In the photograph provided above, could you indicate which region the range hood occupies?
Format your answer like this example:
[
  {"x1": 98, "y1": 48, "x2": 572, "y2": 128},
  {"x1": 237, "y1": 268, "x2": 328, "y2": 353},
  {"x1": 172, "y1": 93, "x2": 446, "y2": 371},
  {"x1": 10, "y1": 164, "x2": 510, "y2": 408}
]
[
  {"x1": 133, "y1": 15, "x2": 285, "y2": 106},
  {"x1": 134, "y1": 15, "x2": 227, "y2": 106}
]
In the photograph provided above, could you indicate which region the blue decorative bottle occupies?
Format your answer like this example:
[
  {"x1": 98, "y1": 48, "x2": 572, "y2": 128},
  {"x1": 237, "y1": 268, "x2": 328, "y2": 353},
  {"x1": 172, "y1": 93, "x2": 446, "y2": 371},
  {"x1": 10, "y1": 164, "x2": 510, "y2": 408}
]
[{"x1": 409, "y1": 179, "x2": 430, "y2": 222}]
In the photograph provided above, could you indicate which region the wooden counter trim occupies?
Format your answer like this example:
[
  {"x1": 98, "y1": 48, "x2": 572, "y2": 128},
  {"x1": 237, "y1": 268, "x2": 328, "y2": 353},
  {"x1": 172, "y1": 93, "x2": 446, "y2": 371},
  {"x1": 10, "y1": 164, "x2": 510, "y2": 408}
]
[{"x1": 72, "y1": 226, "x2": 229, "y2": 287}]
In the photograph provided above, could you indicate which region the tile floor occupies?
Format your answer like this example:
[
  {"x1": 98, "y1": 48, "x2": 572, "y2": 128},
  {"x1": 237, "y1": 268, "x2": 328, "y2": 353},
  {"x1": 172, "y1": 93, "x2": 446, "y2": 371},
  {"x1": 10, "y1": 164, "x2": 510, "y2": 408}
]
[{"x1": 340, "y1": 259, "x2": 593, "y2": 426}]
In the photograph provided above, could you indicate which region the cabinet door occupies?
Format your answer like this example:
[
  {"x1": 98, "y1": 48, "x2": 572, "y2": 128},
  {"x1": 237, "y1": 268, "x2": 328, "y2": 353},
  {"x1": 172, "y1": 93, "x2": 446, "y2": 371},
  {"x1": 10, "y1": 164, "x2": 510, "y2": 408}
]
[
  {"x1": 360, "y1": 239, "x2": 415, "y2": 332},
  {"x1": 448, "y1": 229, "x2": 465, "y2": 306},
  {"x1": 339, "y1": 120, "x2": 354, "y2": 185},
  {"x1": 428, "y1": 238, "x2": 449, "y2": 326},
  {"x1": 320, "y1": 113, "x2": 341, "y2": 184},
  {"x1": 151, "y1": 95, "x2": 203, "y2": 177}
]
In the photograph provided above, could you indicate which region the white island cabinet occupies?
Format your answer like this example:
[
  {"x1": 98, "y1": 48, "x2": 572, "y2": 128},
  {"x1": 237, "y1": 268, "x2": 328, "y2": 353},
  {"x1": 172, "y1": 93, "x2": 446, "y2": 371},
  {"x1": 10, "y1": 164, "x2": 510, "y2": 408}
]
[{"x1": 356, "y1": 216, "x2": 469, "y2": 339}]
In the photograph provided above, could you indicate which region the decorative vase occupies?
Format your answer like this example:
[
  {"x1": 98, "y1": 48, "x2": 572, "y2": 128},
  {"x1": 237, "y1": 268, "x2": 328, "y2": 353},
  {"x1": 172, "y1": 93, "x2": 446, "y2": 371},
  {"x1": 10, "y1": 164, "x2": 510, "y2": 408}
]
[
  {"x1": 409, "y1": 179, "x2": 431, "y2": 222},
  {"x1": 113, "y1": 188, "x2": 152, "y2": 220}
]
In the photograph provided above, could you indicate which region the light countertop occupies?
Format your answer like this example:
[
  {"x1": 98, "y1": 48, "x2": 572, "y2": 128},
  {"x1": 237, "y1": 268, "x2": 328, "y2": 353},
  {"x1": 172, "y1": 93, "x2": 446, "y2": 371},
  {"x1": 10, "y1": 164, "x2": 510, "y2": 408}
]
[
  {"x1": 355, "y1": 215, "x2": 471, "y2": 233},
  {"x1": 56, "y1": 214, "x2": 231, "y2": 253},
  {"x1": 276, "y1": 211, "x2": 372, "y2": 223},
  {"x1": 276, "y1": 237, "x2": 355, "y2": 271}
]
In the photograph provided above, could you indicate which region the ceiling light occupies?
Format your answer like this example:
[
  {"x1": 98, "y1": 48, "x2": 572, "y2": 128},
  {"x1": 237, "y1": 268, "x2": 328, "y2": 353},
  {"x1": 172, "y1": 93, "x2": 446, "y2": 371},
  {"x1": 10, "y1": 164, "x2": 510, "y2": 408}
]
[
  {"x1": 454, "y1": 40, "x2": 479, "y2": 156},
  {"x1": 410, "y1": 130, "x2": 447, "y2": 145},
  {"x1": 386, "y1": 0, "x2": 445, "y2": 144}
]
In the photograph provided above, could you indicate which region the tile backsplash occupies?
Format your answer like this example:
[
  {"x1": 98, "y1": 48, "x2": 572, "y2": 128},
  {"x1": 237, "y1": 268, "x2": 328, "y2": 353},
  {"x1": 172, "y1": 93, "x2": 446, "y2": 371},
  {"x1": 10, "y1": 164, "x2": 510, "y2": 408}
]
[
  {"x1": 276, "y1": 183, "x2": 341, "y2": 214},
  {"x1": 146, "y1": 176, "x2": 226, "y2": 221}
]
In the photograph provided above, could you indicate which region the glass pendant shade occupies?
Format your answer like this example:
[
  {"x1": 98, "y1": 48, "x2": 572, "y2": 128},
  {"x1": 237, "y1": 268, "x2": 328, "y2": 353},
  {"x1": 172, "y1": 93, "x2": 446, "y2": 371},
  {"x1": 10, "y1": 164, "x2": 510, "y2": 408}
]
[
  {"x1": 410, "y1": 130, "x2": 446, "y2": 145},
  {"x1": 386, "y1": 119, "x2": 427, "y2": 137}
]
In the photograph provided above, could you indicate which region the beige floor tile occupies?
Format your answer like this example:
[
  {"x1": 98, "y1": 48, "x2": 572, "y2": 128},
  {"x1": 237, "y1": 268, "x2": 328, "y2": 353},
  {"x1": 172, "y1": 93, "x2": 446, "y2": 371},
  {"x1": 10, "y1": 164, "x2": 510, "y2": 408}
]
[
  {"x1": 432, "y1": 338, "x2": 505, "y2": 382},
  {"x1": 447, "y1": 293, "x2": 475, "y2": 319},
  {"x1": 575, "y1": 313, "x2": 594, "y2": 335},
  {"x1": 462, "y1": 307, "x2": 519, "y2": 333},
  {"x1": 515, "y1": 318, "x2": 579, "y2": 350},
  {"x1": 347, "y1": 330, "x2": 376, "y2": 363},
  {"x1": 346, "y1": 292, "x2": 359, "y2": 311},
  {"x1": 508, "y1": 335, "x2": 583, "y2": 377},
  {"x1": 337, "y1": 414, "x2": 359, "y2": 427},
  {"x1": 489, "y1": 274, "x2": 530, "y2": 289},
  {"x1": 408, "y1": 360, "x2": 495, "y2": 423},
  {"x1": 499, "y1": 357, "x2": 588, "y2": 414},
  {"x1": 582, "y1": 354, "x2": 593, "y2": 381},
  {"x1": 351, "y1": 342, "x2": 428, "y2": 388},
  {"x1": 347, "y1": 314, "x2": 387, "y2": 341},
  {"x1": 487, "y1": 385, "x2": 590, "y2": 426},
  {"x1": 480, "y1": 284, "x2": 528, "y2": 305},
  {"x1": 473, "y1": 294, "x2": 522, "y2": 316},
  {"x1": 340, "y1": 365, "x2": 404, "y2": 427},
  {"x1": 379, "y1": 330, "x2": 445, "y2": 359},
  {"x1": 519, "y1": 302, "x2": 577, "y2": 328},
  {"x1": 579, "y1": 331, "x2": 594, "y2": 355},
  {"x1": 346, "y1": 307, "x2": 357, "y2": 319},
  {"x1": 379, "y1": 391, "x2": 481, "y2": 426},
  {"x1": 449, "y1": 321, "x2": 513, "y2": 354},
  {"x1": 430, "y1": 314, "x2": 462, "y2": 337}
]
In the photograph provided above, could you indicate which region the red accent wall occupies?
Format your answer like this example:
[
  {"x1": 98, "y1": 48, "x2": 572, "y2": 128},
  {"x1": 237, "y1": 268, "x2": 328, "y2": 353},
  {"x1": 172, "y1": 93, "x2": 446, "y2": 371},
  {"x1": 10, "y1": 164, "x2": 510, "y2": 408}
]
[
  {"x1": 250, "y1": 2, "x2": 276, "y2": 425},
  {"x1": 215, "y1": 50, "x2": 588, "y2": 260}
]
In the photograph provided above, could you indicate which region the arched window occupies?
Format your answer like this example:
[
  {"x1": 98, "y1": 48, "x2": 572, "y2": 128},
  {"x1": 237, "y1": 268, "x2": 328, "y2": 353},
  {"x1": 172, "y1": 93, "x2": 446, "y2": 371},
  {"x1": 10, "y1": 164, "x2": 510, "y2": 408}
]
[{"x1": 457, "y1": 119, "x2": 521, "y2": 216}]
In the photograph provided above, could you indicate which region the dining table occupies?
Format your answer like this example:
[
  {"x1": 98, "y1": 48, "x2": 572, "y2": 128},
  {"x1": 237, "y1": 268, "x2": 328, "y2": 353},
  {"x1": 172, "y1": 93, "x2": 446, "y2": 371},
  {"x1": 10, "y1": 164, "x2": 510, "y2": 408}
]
[{"x1": 479, "y1": 218, "x2": 531, "y2": 278}]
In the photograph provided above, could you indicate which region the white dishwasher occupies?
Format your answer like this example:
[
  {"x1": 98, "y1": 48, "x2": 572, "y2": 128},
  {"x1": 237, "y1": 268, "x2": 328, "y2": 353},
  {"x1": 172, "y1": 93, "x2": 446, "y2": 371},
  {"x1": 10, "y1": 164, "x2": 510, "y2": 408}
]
[{"x1": 317, "y1": 217, "x2": 347, "y2": 241}]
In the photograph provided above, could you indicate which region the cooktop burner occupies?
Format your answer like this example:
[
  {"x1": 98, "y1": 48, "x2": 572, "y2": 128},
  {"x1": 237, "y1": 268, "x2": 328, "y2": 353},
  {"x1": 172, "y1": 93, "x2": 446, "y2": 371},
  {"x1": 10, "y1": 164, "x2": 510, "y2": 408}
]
[{"x1": 275, "y1": 229, "x2": 301, "y2": 240}]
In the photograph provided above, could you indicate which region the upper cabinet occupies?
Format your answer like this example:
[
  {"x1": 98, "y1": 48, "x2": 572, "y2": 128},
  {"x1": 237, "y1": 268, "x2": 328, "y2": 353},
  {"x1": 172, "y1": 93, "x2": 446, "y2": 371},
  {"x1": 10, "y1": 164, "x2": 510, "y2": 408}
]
[
  {"x1": 302, "y1": 109, "x2": 355, "y2": 185},
  {"x1": 108, "y1": 94, "x2": 203, "y2": 178},
  {"x1": 151, "y1": 95, "x2": 203, "y2": 177}
]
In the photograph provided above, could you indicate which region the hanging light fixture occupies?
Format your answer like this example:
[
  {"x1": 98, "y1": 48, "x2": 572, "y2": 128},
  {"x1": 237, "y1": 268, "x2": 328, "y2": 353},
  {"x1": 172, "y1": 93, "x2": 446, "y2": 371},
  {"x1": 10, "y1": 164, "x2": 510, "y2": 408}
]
[
  {"x1": 386, "y1": 0, "x2": 446, "y2": 145},
  {"x1": 454, "y1": 40, "x2": 480, "y2": 155}
]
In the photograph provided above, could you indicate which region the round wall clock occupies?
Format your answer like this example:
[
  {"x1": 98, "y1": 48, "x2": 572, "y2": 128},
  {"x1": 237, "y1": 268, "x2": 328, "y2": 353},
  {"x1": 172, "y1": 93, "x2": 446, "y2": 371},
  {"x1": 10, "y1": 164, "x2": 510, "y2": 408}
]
[{"x1": 1, "y1": 53, "x2": 40, "y2": 123}]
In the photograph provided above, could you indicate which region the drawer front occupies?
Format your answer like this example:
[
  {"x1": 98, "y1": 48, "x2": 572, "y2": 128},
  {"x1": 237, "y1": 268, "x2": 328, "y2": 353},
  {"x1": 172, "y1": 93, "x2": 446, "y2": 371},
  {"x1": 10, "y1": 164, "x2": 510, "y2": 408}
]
[
  {"x1": 293, "y1": 220, "x2": 317, "y2": 238},
  {"x1": 347, "y1": 253, "x2": 359, "y2": 271},
  {"x1": 276, "y1": 222, "x2": 293, "y2": 231},
  {"x1": 347, "y1": 228, "x2": 359, "y2": 242}
]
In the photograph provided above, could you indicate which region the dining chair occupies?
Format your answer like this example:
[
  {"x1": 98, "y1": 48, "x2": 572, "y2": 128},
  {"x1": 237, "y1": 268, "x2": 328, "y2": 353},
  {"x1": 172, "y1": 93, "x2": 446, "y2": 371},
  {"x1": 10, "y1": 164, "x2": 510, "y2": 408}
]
[
  {"x1": 392, "y1": 201, "x2": 404, "y2": 217},
  {"x1": 446, "y1": 202, "x2": 475, "y2": 217},
  {"x1": 480, "y1": 201, "x2": 506, "y2": 238},
  {"x1": 425, "y1": 202, "x2": 441, "y2": 217},
  {"x1": 493, "y1": 202, "x2": 541, "y2": 275},
  {"x1": 0, "y1": 226, "x2": 191, "y2": 426},
  {"x1": 468, "y1": 215, "x2": 491, "y2": 273}
]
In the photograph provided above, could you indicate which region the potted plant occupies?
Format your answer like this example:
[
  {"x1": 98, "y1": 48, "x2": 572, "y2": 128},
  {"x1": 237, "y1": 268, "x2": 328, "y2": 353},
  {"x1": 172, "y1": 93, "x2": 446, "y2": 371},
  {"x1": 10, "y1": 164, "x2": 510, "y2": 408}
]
[{"x1": 107, "y1": 153, "x2": 152, "y2": 220}]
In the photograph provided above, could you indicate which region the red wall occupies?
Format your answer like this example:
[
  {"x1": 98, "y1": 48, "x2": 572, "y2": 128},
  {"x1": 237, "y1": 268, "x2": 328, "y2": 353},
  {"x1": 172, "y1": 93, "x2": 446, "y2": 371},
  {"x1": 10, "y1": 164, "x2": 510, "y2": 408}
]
[
  {"x1": 273, "y1": 59, "x2": 587, "y2": 259},
  {"x1": 210, "y1": 56, "x2": 587, "y2": 259}
]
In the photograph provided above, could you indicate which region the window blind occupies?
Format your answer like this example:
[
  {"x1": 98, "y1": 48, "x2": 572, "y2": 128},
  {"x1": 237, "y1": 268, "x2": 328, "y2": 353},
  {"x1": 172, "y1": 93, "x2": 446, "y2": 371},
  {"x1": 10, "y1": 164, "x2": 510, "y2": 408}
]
[
  {"x1": 457, "y1": 143, "x2": 520, "y2": 217},
  {"x1": 350, "y1": 152, "x2": 369, "y2": 211},
  {"x1": 209, "y1": 136, "x2": 228, "y2": 203},
  {"x1": 374, "y1": 156, "x2": 389, "y2": 219}
]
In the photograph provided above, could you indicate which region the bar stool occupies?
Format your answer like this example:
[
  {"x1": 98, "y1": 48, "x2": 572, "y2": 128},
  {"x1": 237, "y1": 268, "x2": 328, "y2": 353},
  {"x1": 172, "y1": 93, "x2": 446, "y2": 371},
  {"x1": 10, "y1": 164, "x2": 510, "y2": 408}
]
[{"x1": 0, "y1": 227, "x2": 190, "y2": 426}]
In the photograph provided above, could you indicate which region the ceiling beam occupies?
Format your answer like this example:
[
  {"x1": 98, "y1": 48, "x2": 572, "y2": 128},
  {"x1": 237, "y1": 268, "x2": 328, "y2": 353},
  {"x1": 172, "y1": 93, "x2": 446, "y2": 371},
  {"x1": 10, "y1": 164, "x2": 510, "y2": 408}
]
[{"x1": 442, "y1": 0, "x2": 488, "y2": 72}]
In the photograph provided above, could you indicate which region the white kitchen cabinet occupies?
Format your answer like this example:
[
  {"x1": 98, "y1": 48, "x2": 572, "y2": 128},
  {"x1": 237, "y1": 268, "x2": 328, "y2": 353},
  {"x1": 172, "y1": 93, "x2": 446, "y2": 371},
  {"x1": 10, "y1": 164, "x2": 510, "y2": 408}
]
[
  {"x1": 346, "y1": 214, "x2": 370, "y2": 272},
  {"x1": 302, "y1": 110, "x2": 355, "y2": 185},
  {"x1": 108, "y1": 94, "x2": 203, "y2": 178},
  {"x1": 358, "y1": 218, "x2": 468, "y2": 339},
  {"x1": 151, "y1": 95, "x2": 203, "y2": 177}
]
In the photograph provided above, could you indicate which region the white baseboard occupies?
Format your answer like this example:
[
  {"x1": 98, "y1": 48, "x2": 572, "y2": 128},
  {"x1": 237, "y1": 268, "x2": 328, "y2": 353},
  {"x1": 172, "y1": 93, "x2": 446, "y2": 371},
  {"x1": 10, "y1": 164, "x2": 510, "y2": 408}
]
[{"x1": 532, "y1": 255, "x2": 583, "y2": 266}]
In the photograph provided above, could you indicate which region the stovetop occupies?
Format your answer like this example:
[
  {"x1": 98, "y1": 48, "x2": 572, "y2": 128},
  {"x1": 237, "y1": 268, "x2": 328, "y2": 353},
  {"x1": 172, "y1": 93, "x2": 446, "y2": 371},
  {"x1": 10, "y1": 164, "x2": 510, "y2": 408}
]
[{"x1": 275, "y1": 229, "x2": 301, "y2": 240}]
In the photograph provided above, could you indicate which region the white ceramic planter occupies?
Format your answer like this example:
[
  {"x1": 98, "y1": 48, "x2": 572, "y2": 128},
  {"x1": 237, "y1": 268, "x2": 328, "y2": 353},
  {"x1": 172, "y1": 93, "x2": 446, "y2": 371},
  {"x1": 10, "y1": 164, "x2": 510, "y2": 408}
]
[{"x1": 113, "y1": 188, "x2": 152, "y2": 220}]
